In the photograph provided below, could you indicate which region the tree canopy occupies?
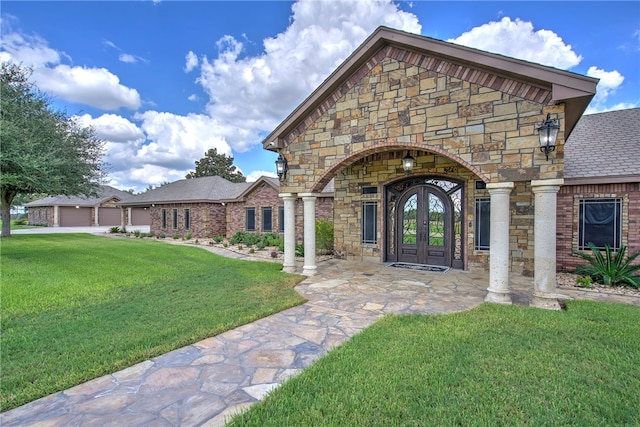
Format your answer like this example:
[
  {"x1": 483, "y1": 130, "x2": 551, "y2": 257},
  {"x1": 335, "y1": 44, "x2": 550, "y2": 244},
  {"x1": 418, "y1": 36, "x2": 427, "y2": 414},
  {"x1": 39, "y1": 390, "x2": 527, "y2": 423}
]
[
  {"x1": 185, "y1": 148, "x2": 245, "y2": 183},
  {"x1": 0, "y1": 63, "x2": 105, "y2": 237}
]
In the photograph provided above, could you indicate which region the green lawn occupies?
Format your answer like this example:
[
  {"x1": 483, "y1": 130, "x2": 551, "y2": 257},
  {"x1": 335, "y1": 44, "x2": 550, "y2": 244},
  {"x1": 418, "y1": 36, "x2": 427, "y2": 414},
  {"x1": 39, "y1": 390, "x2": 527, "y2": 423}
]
[
  {"x1": 0, "y1": 234, "x2": 305, "y2": 411},
  {"x1": 229, "y1": 301, "x2": 640, "y2": 426}
]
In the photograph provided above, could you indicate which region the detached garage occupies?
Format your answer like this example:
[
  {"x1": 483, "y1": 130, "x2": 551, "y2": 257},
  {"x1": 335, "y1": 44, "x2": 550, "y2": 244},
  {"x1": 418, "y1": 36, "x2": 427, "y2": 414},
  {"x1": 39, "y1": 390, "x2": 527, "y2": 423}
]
[{"x1": 26, "y1": 185, "x2": 141, "y2": 228}]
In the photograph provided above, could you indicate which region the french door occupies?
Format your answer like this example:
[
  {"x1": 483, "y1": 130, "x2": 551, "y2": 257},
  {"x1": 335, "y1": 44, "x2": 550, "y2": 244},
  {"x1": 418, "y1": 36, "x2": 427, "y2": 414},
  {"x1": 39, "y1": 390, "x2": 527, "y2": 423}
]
[{"x1": 396, "y1": 185, "x2": 453, "y2": 266}]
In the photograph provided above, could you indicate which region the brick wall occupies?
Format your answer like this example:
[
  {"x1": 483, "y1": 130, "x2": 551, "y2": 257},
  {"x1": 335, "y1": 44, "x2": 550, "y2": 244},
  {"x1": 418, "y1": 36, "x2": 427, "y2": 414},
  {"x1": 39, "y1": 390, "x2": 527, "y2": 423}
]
[
  {"x1": 557, "y1": 182, "x2": 640, "y2": 272},
  {"x1": 150, "y1": 203, "x2": 225, "y2": 239},
  {"x1": 28, "y1": 207, "x2": 53, "y2": 226}
]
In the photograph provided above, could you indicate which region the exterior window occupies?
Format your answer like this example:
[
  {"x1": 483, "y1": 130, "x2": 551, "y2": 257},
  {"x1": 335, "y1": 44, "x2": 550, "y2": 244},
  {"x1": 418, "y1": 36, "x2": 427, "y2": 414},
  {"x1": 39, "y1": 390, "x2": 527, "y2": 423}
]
[
  {"x1": 262, "y1": 207, "x2": 273, "y2": 232},
  {"x1": 362, "y1": 201, "x2": 377, "y2": 244},
  {"x1": 579, "y1": 198, "x2": 622, "y2": 250},
  {"x1": 246, "y1": 207, "x2": 256, "y2": 231},
  {"x1": 475, "y1": 198, "x2": 490, "y2": 251},
  {"x1": 279, "y1": 206, "x2": 285, "y2": 233},
  {"x1": 172, "y1": 209, "x2": 178, "y2": 230},
  {"x1": 184, "y1": 209, "x2": 190, "y2": 230},
  {"x1": 161, "y1": 209, "x2": 167, "y2": 229}
]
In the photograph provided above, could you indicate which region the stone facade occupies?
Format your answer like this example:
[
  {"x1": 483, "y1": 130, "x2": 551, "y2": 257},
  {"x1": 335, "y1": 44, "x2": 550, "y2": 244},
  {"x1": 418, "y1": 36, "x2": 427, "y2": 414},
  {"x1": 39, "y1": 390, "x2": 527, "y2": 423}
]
[{"x1": 276, "y1": 48, "x2": 564, "y2": 275}]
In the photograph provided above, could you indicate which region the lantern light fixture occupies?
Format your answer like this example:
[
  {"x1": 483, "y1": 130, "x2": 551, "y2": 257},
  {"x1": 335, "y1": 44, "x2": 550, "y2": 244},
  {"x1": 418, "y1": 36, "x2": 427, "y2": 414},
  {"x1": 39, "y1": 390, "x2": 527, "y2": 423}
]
[
  {"x1": 275, "y1": 153, "x2": 288, "y2": 181},
  {"x1": 537, "y1": 113, "x2": 560, "y2": 161},
  {"x1": 402, "y1": 151, "x2": 415, "y2": 174}
]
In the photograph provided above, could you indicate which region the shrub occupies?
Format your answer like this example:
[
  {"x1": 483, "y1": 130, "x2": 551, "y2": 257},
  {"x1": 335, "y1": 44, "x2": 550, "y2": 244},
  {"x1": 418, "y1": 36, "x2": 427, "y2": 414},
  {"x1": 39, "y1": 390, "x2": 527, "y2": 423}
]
[
  {"x1": 213, "y1": 235, "x2": 225, "y2": 243},
  {"x1": 295, "y1": 244, "x2": 304, "y2": 257},
  {"x1": 316, "y1": 218, "x2": 334, "y2": 254},
  {"x1": 133, "y1": 230, "x2": 141, "y2": 238},
  {"x1": 172, "y1": 234, "x2": 180, "y2": 240},
  {"x1": 230, "y1": 231, "x2": 261, "y2": 246},
  {"x1": 109, "y1": 226, "x2": 121, "y2": 234},
  {"x1": 249, "y1": 248, "x2": 255, "y2": 254},
  {"x1": 573, "y1": 243, "x2": 640, "y2": 288},
  {"x1": 576, "y1": 275, "x2": 593, "y2": 288},
  {"x1": 185, "y1": 231, "x2": 193, "y2": 240},
  {"x1": 13, "y1": 219, "x2": 29, "y2": 226}
]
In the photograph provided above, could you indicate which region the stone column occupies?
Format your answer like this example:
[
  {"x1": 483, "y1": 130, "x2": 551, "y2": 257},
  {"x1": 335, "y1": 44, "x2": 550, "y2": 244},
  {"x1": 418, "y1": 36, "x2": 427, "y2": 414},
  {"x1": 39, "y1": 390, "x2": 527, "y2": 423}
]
[
  {"x1": 53, "y1": 205, "x2": 60, "y2": 227},
  {"x1": 485, "y1": 182, "x2": 514, "y2": 304},
  {"x1": 300, "y1": 193, "x2": 318, "y2": 276},
  {"x1": 124, "y1": 207, "x2": 131, "y2": 227},
  {"x1": 94, "y1": 206, "x2": 100, "y2": 226},
  {"x1": 280, "y1": 193, "x2": 297, "y2": 274},
  {"x1": 531, "y1": 179, "x2": 564, "y2": 310}
]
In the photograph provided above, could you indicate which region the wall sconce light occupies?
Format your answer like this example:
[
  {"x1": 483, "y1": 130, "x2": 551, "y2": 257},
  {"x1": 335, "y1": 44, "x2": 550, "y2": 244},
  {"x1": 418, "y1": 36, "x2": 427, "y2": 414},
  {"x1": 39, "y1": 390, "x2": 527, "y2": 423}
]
[
  {"x1": 275, "y1": 153, "x2": 288, "y2": 181},
  {"x1": 537, "y1": 113, "x2": 560, "y2": 161},
  {"x1": 402, "y1": 151, "x2": 415, "y2": 174}
]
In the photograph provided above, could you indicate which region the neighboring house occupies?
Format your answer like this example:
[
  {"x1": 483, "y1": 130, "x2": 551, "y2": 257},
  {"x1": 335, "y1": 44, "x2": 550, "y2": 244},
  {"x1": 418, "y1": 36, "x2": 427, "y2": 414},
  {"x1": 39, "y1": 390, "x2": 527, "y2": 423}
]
[
  {"x1": 116, "y1": 176, "x2": 333, "y2": 239},
  {"x1": 262, "y1": 26, "x2": 602, "y2": 308},
  {"x1": 558, "y1": 108, "x2": 640, "y2": 272},
  {"x1": 26, "y1": 185, "x2": 147, "y2": 227}
]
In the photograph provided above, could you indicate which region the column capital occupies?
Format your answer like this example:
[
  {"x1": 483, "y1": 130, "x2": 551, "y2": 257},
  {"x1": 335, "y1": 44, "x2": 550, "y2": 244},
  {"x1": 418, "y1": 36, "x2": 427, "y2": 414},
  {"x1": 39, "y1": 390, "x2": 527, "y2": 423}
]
[
  {"x1": 279, "y1": 193, "x2": 297, "y2": 199},
  {"x1": 299, "y1": 192, "x2": 321, "y2": 199},
  {"x1": 486, "y1": 181, "x2": 514, "y2": 191},
  {"x1": 531, "y1": 178, "x2": 564, "y2": 191}
]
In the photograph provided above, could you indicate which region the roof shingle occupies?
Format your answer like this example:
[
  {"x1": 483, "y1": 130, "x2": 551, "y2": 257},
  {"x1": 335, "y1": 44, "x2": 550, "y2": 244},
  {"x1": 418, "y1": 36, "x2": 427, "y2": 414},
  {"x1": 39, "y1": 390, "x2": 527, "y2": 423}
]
[{"x1": 565, "y1": 108, "x2": 640, "y2": 180}]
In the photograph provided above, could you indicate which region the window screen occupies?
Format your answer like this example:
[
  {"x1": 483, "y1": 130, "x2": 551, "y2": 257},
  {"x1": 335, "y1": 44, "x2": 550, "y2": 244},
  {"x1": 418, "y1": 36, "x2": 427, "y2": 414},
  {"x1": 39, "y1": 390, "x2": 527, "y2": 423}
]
[
  {"x1": 262, "y1": 207, "x2": 273, "y2": 232},
  {"x1": 246, "y1": 207, "x2": 256, "y2": 231},
  {"x1": 362, "y1": 201, "x2": 377, "y2": 244},
  {"x1": 578, "y1": 198, "x2": 622, "y2": 250},
  {"x1": 475, "y1": 198, "x2": 490, "y2": 251}
]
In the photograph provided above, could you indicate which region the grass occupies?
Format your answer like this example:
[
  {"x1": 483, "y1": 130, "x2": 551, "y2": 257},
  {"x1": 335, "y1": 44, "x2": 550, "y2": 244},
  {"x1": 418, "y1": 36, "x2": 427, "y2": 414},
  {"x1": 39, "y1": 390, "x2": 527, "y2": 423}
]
[
  {"x1": 229, "y1": 301, "x2": 640, "y2": 426},
  {"x1": 0, "y1": 234, "x2": 306, "y2": 411}
]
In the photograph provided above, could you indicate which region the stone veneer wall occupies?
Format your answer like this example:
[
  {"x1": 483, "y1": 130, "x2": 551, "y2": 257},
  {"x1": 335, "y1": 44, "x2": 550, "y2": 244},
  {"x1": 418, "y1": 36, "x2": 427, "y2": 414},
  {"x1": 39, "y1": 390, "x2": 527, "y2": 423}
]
[
  {"x1": 557, "y1": 182, "x2": 640, "y2": 272},
  {"x1": 150, "y1": 203, "x2": 225, "y2": 239},
  {"x1": 279, "y1": 50, "x2": 560, "y2": 272}
]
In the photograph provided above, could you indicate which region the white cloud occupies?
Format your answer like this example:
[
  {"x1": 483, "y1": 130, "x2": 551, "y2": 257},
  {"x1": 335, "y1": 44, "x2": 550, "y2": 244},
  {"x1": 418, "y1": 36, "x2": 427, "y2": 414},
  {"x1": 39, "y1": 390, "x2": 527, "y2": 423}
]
[
  {"x1": 32, "y1": 65, "x2": 141, "y2": 110},
  {"x1": 74, "y1": 113, "x2": 145, "y2": 143},
  {"x1": 119, "y1": 53, "x2": 137, "y2": 64},
  {"x1": 0, "y1": 24, "x2": 141, "y2": 110},
  {"x1": 583, "y1": 66, "x2": 626, "y2": 113},
  {"x1": 184, "y1": 51, "x2": 198, "y2": 72},
  {"x1": 246, "y1": 170, "x2": 277, "y2": 182},
  {"x1": 449, "y1": 17, "x2": 582, "y2": 69},
  {"x1": 194, "y1": 0, "x2": 421, "y2": 153}
]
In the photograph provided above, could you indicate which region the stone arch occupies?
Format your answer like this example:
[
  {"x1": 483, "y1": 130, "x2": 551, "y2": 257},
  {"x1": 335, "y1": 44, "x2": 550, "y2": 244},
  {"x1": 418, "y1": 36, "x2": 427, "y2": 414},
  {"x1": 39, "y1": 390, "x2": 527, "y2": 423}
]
[{"x1": 310, "y1": 141, "x2": 490, "y2": 193}]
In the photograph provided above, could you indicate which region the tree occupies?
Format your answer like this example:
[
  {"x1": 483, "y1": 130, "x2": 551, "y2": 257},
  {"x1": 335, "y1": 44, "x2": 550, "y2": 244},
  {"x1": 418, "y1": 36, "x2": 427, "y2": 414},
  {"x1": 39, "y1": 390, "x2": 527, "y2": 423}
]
[
  {"x1": 0, "y1": 63, "x2": 105, "y2": 237},
  {"x1": 186, "y1": 148, "x2": 245, "y2": 183}
]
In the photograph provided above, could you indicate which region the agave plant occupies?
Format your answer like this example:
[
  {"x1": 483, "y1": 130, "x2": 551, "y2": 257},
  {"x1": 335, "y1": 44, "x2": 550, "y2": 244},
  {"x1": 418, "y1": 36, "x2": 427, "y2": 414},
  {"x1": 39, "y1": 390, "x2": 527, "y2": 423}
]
[{"x1": 573, "y1": 243, "x2": 640, "y2": 288}]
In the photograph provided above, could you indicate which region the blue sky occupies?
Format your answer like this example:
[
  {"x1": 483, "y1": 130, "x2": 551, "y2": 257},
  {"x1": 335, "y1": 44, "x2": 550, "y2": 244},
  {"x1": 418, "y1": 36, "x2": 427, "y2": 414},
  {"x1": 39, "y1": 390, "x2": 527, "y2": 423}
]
[{"x1": 2, "y1": 1, "x2": 638, "y2": 193}]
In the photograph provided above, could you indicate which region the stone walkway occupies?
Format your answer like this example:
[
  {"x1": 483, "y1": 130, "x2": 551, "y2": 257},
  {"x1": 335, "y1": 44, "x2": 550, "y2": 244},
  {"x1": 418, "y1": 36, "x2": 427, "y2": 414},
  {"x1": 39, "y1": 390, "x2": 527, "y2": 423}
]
[{"x1": 2, "y1": 249, "x2": 638, "y2": 426}]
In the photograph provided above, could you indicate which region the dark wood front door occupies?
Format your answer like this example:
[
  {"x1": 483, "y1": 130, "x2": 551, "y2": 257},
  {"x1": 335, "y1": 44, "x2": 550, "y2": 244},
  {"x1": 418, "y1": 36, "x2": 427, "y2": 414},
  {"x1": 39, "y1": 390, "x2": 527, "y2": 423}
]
[{"x1": 397, "y1": 185, "x2": 453, "y2": 266}]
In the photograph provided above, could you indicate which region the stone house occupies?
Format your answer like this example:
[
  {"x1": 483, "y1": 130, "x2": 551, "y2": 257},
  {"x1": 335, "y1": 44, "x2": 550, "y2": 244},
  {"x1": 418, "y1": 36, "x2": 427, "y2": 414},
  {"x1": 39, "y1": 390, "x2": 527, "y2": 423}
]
[
  {"x1": 26, "y1": 185, "x2": 148, "y2": 227},
  {"x1": 262, "y1": 26, "x2": 603, "y2": 309},
  {"x1": 117, "y1": 176, "x2": 333, "y2": 240}
]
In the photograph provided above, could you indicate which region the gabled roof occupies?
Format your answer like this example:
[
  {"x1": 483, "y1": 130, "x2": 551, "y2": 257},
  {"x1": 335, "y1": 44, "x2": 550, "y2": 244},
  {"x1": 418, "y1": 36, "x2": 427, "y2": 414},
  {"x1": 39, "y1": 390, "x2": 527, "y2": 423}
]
[
  {"x1": 564, "y1": 108, "x2": 640, "y2": 184},
  {"x1": 26, "y1": 185, "x2": 132, "y2": 207},
  {"x1": 225, "y1": 176, "x2": 280, "y2": 202},
  {"x1": 118, "y1": 176, "x2": 252, "y2": 206},
  {"x1": 263, "y1": 26, "x2": 597, "y2": 150}
]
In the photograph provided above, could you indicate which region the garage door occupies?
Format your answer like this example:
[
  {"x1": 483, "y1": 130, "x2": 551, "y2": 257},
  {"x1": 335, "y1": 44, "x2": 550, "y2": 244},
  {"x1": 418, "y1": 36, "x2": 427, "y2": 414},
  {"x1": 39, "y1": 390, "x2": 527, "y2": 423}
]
[
  {"x1": 99, "y1": 208, "x2": 121, "y2": 226},
  {"x1": 131, "y1": 208, "x2": 151, "y2": 225},
  {"x1": 60, "y1": 207, "x2": 91, "y2": 226}
]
